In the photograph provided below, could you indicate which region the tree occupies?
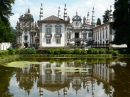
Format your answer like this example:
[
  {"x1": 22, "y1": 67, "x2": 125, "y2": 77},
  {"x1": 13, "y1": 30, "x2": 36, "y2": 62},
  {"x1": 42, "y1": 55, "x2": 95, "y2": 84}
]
[
  {"x1": 103, "y1": 10, "x2": 110, "y2": 23},
  {"x1": 96, "y1": 18, "x2": 101, "y2": 25},
  {"x1": 0, "y1": 0, "x2": 15, "y2": 42},
  {"x1": 113, "y1": 0, "x2": 130, "y2": 49}
]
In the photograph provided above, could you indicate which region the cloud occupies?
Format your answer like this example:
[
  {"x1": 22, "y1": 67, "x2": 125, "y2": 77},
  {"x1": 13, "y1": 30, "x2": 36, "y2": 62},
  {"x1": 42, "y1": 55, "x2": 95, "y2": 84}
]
[{"x1": 10, "y1": 0, "x2": 114, "y2": 28}]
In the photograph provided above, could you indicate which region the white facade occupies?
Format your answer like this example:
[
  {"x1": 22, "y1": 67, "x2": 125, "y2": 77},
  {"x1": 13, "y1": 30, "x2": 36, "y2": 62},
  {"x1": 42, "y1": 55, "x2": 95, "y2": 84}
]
[
  {"x1": 38, "y1": 15, "x2": 69, "y2": 49},
  {"x1": 93, "y1": 22, "x2": 115, "y2": 48},
  {"x1": 67, "y1": 12, "x2": 93, "y2": 48},
  {"x1": 41, "y1": 23, "x2": 66, "y2": 47},
  {"x1": 0, "y1": 42, "x2": 11, "y2": 50}
]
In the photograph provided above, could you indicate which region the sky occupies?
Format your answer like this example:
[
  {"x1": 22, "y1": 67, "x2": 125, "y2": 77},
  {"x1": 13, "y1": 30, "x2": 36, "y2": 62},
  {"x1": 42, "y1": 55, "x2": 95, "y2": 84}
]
[{"x1": 10, "y1": 0, "x2": 115, "y2": 28}]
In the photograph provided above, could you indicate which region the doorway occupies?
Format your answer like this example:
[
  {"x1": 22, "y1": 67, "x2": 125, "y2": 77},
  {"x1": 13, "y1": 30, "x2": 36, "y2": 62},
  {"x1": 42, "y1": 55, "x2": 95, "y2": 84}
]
[{"x1": 24, "y1": 43, "x2": 28, "y2": 48}]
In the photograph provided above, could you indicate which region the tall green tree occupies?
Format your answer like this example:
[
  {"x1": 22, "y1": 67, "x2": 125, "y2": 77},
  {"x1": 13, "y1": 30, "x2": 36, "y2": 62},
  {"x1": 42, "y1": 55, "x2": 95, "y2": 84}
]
[
  {"x1": 96, "y1": 18, "x2": 101, "y2": 25},
  {"x1": 0, "y1": 0, "x2": 15, "y2": 42},
  {"x1": 113, "y1": 0, "x2": 130, "y2": 49},
  {"x1": 103, "y1": 9, "x2": 110, "y2": 23}
]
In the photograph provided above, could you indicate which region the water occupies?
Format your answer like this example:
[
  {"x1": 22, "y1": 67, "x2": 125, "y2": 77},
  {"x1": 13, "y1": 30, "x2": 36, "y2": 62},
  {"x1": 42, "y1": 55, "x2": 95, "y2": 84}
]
[{"x1": 0, "y1": 58, "x2": 130, "y2": 97}]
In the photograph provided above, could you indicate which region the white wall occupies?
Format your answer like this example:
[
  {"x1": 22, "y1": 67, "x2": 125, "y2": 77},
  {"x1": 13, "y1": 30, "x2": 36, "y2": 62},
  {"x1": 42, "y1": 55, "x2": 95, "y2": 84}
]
[
  {"x1": 41, "y1": 23, "x2": 66, "y2": 47},
  {"x1": 0, "y1": 42, "x2": 11, "y2": 50},
  {"x1": 93, "y1": 23, "x2": 115, "y2": 44}
]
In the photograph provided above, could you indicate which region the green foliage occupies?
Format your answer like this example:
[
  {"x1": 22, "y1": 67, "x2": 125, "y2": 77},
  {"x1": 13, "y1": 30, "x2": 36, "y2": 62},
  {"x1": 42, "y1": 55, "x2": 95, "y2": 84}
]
[
  {"x1": 64, "y1": 49, "x2": 73, "y2": 54},
  {"x1": 7, "y1": 47, "x2": 15, "y2": 55},
  {"x1": 118, "y1": 49, "x2": 127, "y2": 54},
  {"x1": 0, "y1": 50, "x2": 8, "y2": 56},
  {"x1": 96, "y1": 18, "x2": 101, "y2": 25},
  {"x1": 73, "y1": 48, "x2": 81, "y2": 54},
  {"x1": 48, "y1": 48, "x2": 55, "y2": 54},
  {"x1": 113, "y1": 0, "x2": 130, "y2": 48},
  {"x1": 54, "y1": 49, "x2": 60, "y2": 54},
  {"x1": 0, "y1": 0, "x2": 15, "y2": 42},
  {"x1": 80, "y1": 49, "x2": 87, "y2": 54},
  {"x1": 103, "y1": 10, "x2": 110, "y2": 23},
  {"x1": 99, "y1": 48, "x2": 106, "y2": 54},
  {"x1": 109, "y1": 49, "x2": 119, "y2": 56},
  {"x1": 18, "y1": 48, "x2": 36, "y2": 54},
  {"x1": 87, "y1": 48, "x2": 99, "y2": 54}
]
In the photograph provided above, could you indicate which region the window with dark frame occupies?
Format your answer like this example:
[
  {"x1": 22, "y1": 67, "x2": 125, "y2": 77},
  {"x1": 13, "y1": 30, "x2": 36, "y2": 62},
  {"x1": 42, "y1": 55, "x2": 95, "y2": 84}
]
[
  {"x1": 46, "y1": 38, "x2": 51, "y2": 44},
  {"x1": 46, "y1": 28, "x2": 51, "y2": 34},
  {"x1": 56, "y1": 28, "x2": 61, "y2": 34},
  {"x1": 56, "y1": 38, "x2": 61, "y2": 44}
]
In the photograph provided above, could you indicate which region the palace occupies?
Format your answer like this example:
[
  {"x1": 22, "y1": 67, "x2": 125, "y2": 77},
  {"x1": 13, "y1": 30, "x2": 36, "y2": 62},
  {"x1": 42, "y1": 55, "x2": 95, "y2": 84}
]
[
  {"x1": 16, "y1": 8, "x2": 38, "y2": 48},
  {"x1": 16, "y1": 4, "x2": 127, "y2": 49}
]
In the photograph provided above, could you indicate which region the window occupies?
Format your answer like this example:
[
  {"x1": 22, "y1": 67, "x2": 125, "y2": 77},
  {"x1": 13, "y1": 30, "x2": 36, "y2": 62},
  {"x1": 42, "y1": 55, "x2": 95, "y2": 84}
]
[
  {"x1": 83, "y1": 33, "x2": 86, "y2": 39},
  {"x1": 24, "y1": 35, "x2": 28, "y2": 40},
  {"x1": 88, "y1": 32, "x2": 92, "y2": 37},
  {"x1": 56, "y1": 28, "x2": 61, "y2": 34},
  {"x1": 56, "y1": 39, "x2": 61, "y2": 44},
  {"x1": 46, "y1": 28, "x2": 51, "y2": 34},
  {"x1": 67, "y1": 33, "x2": 71, "y2": 39},
  {"x1": 46, "y1": 39, "x2": 51, "y2": 44}
]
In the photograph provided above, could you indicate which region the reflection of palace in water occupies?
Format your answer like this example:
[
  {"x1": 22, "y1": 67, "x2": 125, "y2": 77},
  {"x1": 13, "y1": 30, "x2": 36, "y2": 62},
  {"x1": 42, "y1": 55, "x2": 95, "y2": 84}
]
[{"x1": 15, "y1": 61, "x2": 127, "y2": 97}]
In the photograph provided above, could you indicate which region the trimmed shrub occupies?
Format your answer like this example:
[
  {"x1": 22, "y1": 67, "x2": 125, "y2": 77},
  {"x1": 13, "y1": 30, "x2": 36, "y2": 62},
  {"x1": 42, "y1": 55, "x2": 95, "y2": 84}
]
[
  {"x1": 99, "y1": 48, "x2": 106, "y2": 54},
  {"x1": 80, "y1": 49, "x2": 87, "y2": 54},
  {"x1": 25, "y1": 48, "x2": 36, "y2": 54},
  {"x1": 87, "y1": 48, "x2": 99, "y2": 54},
  {"x1": 54, "y1": 49, "x2": 60, "y2": 54},
  {"x1": 7, "y1": 47, "x2": 15, "y2": 55},
  {"x1": 48, "y1": 48, "x2": 55, "y2": 54},
  {"x1": 74, "y1": 48, "x2": 81, "y2": 54},
  {"x1": 64, "y1": 49, "x2": 73, "y2": 54},
  {"x1": 18, "y1": 48, "x2": 36, "y2": 54},
  {"x1": 58, "y1": 47, "x2": 64, "y2": 54},
  {"x1": 109, "y1": 49, "x2": 119, "y2": 56}
]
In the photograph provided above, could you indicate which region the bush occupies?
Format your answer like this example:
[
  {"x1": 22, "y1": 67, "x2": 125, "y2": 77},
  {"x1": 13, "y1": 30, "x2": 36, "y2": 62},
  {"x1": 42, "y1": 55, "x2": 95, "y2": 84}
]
[
  {"x1": 0, "y1": 50, "x2": 8, "y2": 56},
  {"x1": 80, "y1": 49, "x2": 87, "y2": 54},
  {"x1": 74, "y1": 48, "x2": 81, "y2": 54},
  {"x1": 109, "y1": 49, "x2": 119, "y2": 56},
  {"x1": 108, "y1": 49, "x2": 115, "y2": 54},
  {"x1": 87, "y1": 48, "x2": 99, "y2": 54},
  {"x1": 19, "y1": 48, "x2": 36, "y2": 54},
  {"x1": 54, "y1": 49, "x2": 60, "y2": 54},
  {"x1": 118, "y1": 49, "x2": 127, "y2": 54},
  {"x1": 58, "y1": 47, "x2": 64, "y2": 54},
  {"x1": 7, "y1": 47, "x2": 15, "y2": 55},
  {"x1": 25, "y1": 48, "x2": 36, "y2": 54},
  {"x1": 15, "y1": 49, "x2": 20, "y2": 54},
  {"x1": 48, "y1": 48, "x2": 55, "y2": 54},
  {"x1": 64, "y1": 49, "x2": 74, "y2": 54},
  {"x1": 99, "y1": 48, "x2": 106, "y2": 54}
]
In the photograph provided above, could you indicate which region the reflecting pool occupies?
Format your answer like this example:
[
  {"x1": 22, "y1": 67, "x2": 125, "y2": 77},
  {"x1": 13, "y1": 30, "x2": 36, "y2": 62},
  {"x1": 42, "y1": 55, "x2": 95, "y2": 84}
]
[{"x1": 0, "y1": 58, "x2": 130, "y2": 97}]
